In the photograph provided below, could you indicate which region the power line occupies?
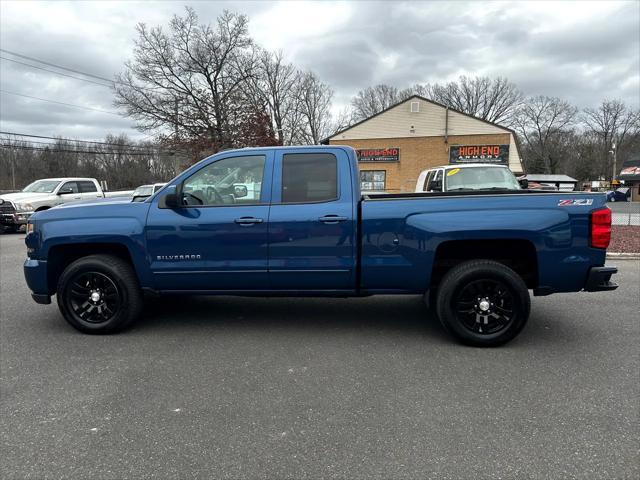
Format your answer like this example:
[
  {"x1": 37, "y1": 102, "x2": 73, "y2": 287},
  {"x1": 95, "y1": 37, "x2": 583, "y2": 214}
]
[
  {"x1": 0, "y1": 48, "x2": 115, "y2": 84},
  {"x1": 0, "y1": 90, "x2": 121, "y2": 115},
  {"x1": 0, "y1": 49, "x2": 156, "y2": 92},
  {"x1": 0, "y1": 131, "x2": 156, "y2": 150},
  {"x1": 0, "y1": 144, "x2": 160, "y2": 156},
  {"x1": 0, "y1": 56, "x2": 113, "y2": 88},
  {"x1": 1, "y1": 137, "x2": 158, "y2": 152}
]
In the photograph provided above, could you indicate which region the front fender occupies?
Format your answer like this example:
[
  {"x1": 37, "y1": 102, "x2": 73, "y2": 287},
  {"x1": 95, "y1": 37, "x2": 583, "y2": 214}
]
[{"x1": 38, "y1": 216, "x2": 152, "y2": 287}]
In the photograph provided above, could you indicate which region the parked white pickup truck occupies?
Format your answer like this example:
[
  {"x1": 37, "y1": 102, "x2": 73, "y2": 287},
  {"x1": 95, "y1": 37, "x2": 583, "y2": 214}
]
[
  {"x1": 415, "y1": 164, "x2": 524, "y2": 193},
  {"x1": 0, "y1": 177, "x2": 133, "y2": 232}
]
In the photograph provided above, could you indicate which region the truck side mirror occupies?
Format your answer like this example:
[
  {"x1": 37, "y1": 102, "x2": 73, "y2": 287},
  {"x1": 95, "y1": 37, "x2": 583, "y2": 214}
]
[
  {"x1": 161, "y1": 185, "x2": 181, "y2": 208},
  {"x1": 519, "y1": 178, "x2": 529, "y2": 189},
  {"x1": 58, "y1": 187, "x2": 74, "y2": 195}
]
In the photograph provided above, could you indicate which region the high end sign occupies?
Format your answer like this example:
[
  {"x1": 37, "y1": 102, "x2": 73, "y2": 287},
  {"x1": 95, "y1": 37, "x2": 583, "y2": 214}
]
[
  {"x1": 356, "y1": 147, "x2": 400, "y2": 162},
  {"x1": 449, "y1": 145, "x2": 509, "y2": 165}
]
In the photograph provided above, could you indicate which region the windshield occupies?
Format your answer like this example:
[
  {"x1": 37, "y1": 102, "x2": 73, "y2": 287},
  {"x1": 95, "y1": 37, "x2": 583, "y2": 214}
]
[
  {"x1": 445, "y1": 167, "x2": 521, "y2": 191},
  {"x1": 133, "y1": 186, "x2": 153, "y2": 197},
  {"x1": 22, "y1": 180, "x2": 61, "y2": 193}
]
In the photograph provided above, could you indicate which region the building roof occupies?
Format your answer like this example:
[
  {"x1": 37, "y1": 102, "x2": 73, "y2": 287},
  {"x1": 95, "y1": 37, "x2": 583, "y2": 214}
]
[
  {"x1": 522, "y1": 174, "x2": 578, "y2": 183},
  {"x1": 619, "y1": 157, "x2": 640, "y2": 181},
  {"x1": 322, "y1": 95, "x2": 517, "y2": 143}
]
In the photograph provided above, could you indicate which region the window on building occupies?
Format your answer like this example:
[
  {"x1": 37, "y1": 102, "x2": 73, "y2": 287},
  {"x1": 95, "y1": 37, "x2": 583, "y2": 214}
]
[
  {"x1": 282, "y1": 153, "x2": 338, "y2": 203},
  {"x1": 360, "y1": 170, "x2": 386, "y2": 191}
]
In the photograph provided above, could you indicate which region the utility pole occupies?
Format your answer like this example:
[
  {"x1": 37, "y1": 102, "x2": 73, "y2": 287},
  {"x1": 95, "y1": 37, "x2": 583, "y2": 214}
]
[
  {"x1": 610, "y1": 142, "x2": 617, "y2": 182},
  {"x1": 10, "y1": 148, "x2": 16, "y2": 189}
]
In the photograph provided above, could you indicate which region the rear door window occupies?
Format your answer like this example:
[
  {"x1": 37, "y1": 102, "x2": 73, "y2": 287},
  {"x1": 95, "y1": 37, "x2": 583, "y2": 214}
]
[
  {"x1": 78, "y1": 181, "x2": 98, "y2": 193},
  {"x1": 281, "y1": 153, "x2": 338, "y2": 203},
  {"x1": 428, "y1": 170, "x2": 443, "y2": 192},
  {"x1": 423, "y1": 170, "x2": 434, "y2": 191}
]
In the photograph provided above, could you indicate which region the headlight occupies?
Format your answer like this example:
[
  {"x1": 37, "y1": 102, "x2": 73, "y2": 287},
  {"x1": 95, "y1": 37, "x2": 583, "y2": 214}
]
[{"x1": 14, "y1": 202, "x2": 33, "y2": 212}]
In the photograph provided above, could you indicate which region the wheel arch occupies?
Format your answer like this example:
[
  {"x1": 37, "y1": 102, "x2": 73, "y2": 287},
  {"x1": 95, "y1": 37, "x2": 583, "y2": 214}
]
[
  {"x1": 430, "y1": 239, "x2": 538, "y2": 290},
  {"x1": 47, "y1": 243, "x2": 138, "y2": 295}
]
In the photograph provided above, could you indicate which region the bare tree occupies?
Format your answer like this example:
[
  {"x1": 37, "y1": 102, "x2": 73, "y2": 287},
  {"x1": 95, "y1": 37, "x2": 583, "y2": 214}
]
[
  {"x1": 295, "y1": 71, "x2": 334, "y2": 144},
  {"x1": 351, "y1": 84, "x2": 401, "y2": 120},
  {"x1": 515, "y1": 96, "x2": 578, "y2": 174},
  {"x1": 426, "y1": 76, "x2": 523, "y2": 126},
  {"x1": 583, "y1": 99, "x2": 640, "y2": 179},
  {"x1": 246, "y1": 50, "x2": 302, "y2": 145},
  {"x1": 114, "y1": 8, "x2": 257, "y2": 152}
]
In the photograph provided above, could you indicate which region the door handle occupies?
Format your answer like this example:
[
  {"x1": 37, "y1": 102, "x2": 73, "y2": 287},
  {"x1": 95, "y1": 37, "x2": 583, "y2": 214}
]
[
  {"x1": 234, "y1": 217, "x2": 263, "y2": 225},
  {"x1": 318, "y1": 215, "x2": 348, "y2": 224}
]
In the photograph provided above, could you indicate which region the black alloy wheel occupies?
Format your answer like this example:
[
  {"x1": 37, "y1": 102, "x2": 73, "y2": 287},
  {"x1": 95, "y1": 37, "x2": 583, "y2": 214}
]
[
  {"x1": 435, "y1": 260, "x2": 530, "y2": 347},
  {"x1": 454, "y1": 279, "x2": 515, "y2": 335},
  {"x1": 66, "y1": 271, "x2": 121, "y2": 324},
  {"x1": 57, "y1": 254, "x2": 143, "y2": 334}
]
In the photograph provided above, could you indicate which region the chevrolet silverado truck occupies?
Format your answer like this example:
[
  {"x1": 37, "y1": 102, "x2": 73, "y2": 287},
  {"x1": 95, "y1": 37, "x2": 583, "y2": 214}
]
[
  {"x1": 0, "y1": 177, "x2": 133, "y2": 232},
  {"x1": 23, "y1": 146, "x2": 618, "y2": 346}
]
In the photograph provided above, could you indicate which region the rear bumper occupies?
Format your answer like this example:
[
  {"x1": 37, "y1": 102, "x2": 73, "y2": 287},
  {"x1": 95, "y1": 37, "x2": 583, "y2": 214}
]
[
  {"x1": 584, "y1": 266, "x2": 618, "y2": 292},
  {"x1": 24, "y1": 258, "x2": 50, "y2": 302}
]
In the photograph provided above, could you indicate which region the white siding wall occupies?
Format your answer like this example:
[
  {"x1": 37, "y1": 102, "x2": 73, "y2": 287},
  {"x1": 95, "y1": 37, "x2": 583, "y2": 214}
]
[
  {"x1": 330, "y1": 96, "x2": 523, "y2": 173},
  {"x1": 508, "y1": 135, "x2": 523, "y2": 173},
  {"x1": 330, "y1": 97, "x2": 509, "y2": 140}
]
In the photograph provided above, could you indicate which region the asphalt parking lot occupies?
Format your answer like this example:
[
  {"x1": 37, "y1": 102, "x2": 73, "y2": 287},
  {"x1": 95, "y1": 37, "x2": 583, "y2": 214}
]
[{"x1": 1, "y1": 233, "x2": 638, "y2": 479}]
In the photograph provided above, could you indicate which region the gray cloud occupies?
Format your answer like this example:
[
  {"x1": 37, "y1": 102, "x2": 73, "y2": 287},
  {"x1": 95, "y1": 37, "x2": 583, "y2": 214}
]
[{"x1": 0, "y1": 0, "x2": 638, "y2": 141}]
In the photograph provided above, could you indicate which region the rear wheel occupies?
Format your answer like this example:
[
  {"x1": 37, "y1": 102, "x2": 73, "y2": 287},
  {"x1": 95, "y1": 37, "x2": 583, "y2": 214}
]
[
  {"x1": 435, "y1": 260, "x2": 530, "y2": 347},
  {"x1": 56, "y1": 254, "x2": 143, "y2": 334}
]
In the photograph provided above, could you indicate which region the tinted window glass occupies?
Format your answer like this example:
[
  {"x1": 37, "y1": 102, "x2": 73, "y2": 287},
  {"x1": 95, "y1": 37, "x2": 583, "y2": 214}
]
[
  {"x1": 78, "y1": 181, "x2": 98, "y2": 192},
  {"x1": 60, "y1": 182, "x2": 79, "y2": 193},
  {"x1": 428, "y1": 170, "x2": 443, "y2": 192},
  {"x1": 423, "y1": 171, "x2": 434, "y2": 191},
  {"x1": 182, "y1": 155, "x2": 265, "y2": 206},
  {"x1": 282, "y1": 153, "x2": 337, "y2": 203}
]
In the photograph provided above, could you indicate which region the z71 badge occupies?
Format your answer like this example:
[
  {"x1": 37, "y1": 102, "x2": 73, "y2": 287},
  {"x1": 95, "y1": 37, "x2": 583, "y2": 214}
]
[{"x1": 558, "y1": 199, "x2": 594, "y2": 206}]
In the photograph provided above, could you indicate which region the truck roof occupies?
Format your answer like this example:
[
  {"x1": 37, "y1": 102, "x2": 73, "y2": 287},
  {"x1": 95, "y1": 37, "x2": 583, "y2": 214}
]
[{"x1": 33, "y1": 177, "x2": 98, "y2": 182}]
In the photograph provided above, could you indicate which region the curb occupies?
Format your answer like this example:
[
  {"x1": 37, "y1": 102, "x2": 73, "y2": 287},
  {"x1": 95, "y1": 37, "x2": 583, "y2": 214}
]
[{"x1": 607, "y1": 253, "x2": 640, "y2": 260}]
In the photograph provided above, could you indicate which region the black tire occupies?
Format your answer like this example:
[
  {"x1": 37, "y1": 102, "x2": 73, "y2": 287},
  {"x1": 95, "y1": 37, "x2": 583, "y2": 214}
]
[
  {"x1": 56, "y1": 254, "x2": 143, "y2": 334},
  {"x1": 435, "y1": 260, "x2": 530, "y2": 347}
]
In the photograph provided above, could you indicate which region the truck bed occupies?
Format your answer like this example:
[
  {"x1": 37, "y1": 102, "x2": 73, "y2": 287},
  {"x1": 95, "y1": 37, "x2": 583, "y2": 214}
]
[{"x1": 359, "y1": 190, "x2": 607, "y2": 294}]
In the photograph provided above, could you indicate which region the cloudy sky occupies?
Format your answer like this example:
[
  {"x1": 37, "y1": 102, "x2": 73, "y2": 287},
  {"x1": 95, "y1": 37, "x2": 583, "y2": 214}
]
[{"x1": 1, "y1": 0, "x2": 638, "y2": 142}]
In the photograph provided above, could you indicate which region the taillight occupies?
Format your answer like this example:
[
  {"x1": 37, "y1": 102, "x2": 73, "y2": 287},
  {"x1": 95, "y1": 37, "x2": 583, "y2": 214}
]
[{"x1": 590, "y1": 208, "x2": 611, "y2": 249}]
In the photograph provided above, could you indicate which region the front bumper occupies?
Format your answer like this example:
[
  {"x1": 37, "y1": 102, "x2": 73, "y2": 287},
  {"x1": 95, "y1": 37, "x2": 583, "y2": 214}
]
[
  {"x1": 584, "y1": 266, "x2": 618, "y2": 292},
  {"x1": 1, "y1": 211, "x2": 33, "y2": 226},
  {"x1": 24, "y1": 258, "x2": 50, "y2": 303}
]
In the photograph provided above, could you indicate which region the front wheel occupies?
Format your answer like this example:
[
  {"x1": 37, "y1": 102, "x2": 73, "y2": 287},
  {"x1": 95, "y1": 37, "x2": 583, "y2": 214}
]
[
  {"x1": 435, "y1": 260, "x2": 530, "y2": 347},
  {"x1": 57, "y1": 254, "x2": 143, "y2": 334}
]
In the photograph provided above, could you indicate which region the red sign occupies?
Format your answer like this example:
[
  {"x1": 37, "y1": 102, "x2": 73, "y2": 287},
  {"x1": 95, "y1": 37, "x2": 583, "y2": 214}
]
[
  {"x1": 450, "y1": 144, "x2": 509, "y2": 164},
  {"x1": 356, "y1": 148, "x2": 400, "y2": 162}
]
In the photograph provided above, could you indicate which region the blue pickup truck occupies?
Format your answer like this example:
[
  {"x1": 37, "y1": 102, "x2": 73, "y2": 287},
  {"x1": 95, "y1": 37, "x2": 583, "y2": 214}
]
[{"x1": 24, "y1": 146, "x2": 618, "y2": 346}]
